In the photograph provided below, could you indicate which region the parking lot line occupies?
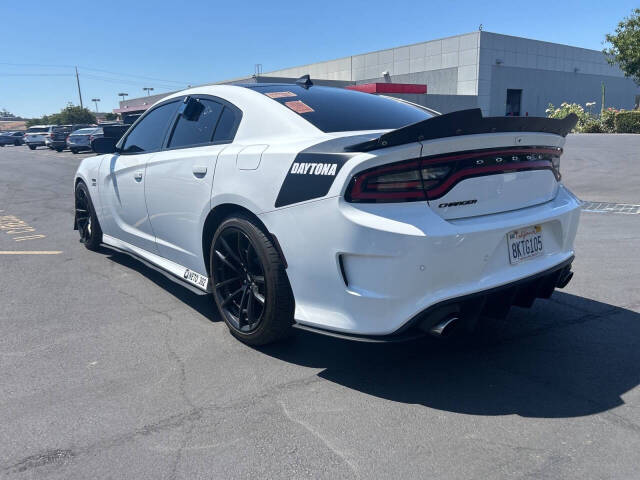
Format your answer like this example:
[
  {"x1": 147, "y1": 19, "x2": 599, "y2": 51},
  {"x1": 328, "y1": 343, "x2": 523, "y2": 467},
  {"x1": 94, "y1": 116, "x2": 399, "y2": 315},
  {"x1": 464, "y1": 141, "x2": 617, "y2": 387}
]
[{"x1": 0, "y1": 251, "x2": 62, "y2": 255}]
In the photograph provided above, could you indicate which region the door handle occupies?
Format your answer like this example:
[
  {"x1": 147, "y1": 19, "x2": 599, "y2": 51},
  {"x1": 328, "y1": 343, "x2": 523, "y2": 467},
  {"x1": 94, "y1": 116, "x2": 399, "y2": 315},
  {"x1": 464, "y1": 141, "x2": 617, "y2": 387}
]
[
  {"x1": 134, "y1": 170, "x2": 143, "y2": 181},
  {"x1": 192, "y1": 165, "x2": 207, "y2": 176}
]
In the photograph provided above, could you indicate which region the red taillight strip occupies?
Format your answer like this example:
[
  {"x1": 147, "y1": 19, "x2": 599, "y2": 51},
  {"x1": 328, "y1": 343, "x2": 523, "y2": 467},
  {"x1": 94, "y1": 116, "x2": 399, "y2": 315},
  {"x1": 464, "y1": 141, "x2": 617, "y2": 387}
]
[
  {"x1": 426, "y1": 160, "x2": 553, "y2": 199},
  {"x1": 349, "y1": 160, "x2": 425, "y2": 201},
  {"x1": 346, "y1": 147, "x2": 561, "y2": 203}
]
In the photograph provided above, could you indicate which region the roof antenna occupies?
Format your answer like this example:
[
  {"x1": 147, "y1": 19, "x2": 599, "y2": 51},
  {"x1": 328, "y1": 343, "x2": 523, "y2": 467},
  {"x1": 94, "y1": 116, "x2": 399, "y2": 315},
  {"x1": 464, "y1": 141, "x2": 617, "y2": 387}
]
[{"x1": 296, "y1": 74, "x2": 313, "y2": 88}]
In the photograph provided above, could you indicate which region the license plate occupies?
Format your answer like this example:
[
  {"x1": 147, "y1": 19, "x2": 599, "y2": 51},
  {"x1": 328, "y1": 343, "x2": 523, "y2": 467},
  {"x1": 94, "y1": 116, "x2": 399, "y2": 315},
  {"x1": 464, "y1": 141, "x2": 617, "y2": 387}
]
[{"x1": 507, "y1": 225, "x2": 544, "y2": 265}]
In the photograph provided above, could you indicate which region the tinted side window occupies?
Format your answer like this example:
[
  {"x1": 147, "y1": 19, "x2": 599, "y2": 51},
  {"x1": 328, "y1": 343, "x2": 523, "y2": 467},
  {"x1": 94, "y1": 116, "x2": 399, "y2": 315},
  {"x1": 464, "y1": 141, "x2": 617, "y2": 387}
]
[
  {"x1": 121, "y1": 101, "x2": 180, "y2": 153},
  {"x1": 168, "y1": 99, "x2": 223, "y2": 148},
  {"x1": 213, "y1": 107, "x2": 238, "y2": 142}
]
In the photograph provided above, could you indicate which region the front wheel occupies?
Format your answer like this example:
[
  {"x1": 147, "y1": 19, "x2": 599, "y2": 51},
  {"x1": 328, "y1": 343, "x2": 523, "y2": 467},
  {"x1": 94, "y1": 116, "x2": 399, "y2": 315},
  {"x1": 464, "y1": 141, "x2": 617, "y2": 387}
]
[
  {"x1": 210, "y1": 215, "x2": 294, "y2": 346},
  {"x1": 28, "y1": 145, "x2": 36, "y2": 150},
  {"x1": 75, "y1": 182, "x2": 102, "y2": 250},
  {"x1": 55, "y1": 147, "x2": 63, "y2": 152},
  {"x1": 70, "y1": 148, "x2": 78, "y2": 154}
]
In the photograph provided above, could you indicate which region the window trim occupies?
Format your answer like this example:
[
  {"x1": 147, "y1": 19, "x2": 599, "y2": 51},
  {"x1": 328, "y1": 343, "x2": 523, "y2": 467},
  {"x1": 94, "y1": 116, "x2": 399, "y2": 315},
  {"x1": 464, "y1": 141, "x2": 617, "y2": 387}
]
[
  {"x1": 117, "y1": 97, "x2": 184, "y2": 155},
  {"x1": 162, "y1": 94, "x2": 243, "y2": 152}
]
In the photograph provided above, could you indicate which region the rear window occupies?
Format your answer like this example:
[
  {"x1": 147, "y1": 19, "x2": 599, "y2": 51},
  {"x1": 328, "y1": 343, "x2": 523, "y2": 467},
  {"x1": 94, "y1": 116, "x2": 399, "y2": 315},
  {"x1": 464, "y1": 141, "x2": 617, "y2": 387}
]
[
  {"x1": 247, "y1": 84, "x2": 432, "y2": 133},
  {"x1": 26, "y1": 127, "x2": 48, "y2": 133},
  {"x1": 73, "y1": 128, "x2": 99, "y2": 135}
]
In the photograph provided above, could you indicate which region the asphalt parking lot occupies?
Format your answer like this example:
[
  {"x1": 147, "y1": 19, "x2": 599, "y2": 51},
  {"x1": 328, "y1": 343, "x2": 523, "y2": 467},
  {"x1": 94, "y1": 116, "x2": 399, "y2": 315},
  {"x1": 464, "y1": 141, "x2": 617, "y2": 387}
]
[{"x1": 1, "y1": 136, "x2": 639, "y2": 479}]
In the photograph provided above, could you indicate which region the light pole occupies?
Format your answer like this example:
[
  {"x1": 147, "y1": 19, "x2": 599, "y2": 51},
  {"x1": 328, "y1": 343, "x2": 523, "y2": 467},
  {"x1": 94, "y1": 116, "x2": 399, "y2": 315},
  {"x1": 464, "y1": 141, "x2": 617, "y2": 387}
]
[
  {"x1": 91, "y1": 98, "x2": 100, "y2": 113},
  {"x1": 118, "y1": 92, "x2": 128, "y2": 103},
  {"x1": 143, "y1": 87, "x2": 154, "y2": 96}
]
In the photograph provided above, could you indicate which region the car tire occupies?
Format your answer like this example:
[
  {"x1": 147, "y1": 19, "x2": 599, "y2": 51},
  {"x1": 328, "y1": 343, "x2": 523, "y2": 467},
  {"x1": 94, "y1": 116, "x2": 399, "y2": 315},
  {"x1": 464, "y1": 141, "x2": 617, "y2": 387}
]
[
  {"x1": 75, "y1": 181, "x2": 102, "y2": 250},
  {"x1": 70, "y1": 148, "x2": 78, "y2": 154},
  {"x1": 210, "y1": 214, "x2": 294, "y2": 346},
  {"x1": 28, "y1": 145, "x2": 36, "y2": 150},
  {"x1": 0, "y1": 144, "x2": 4, "y2": 147},
  {"x1": 55, "y1": 147, "x2": 63, "y2": 152}
]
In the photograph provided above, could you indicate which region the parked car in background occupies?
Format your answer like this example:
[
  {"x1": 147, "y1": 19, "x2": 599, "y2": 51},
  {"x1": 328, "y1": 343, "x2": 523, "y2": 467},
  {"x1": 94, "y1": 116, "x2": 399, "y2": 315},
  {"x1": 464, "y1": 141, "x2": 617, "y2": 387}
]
[
  {"x1": 67, "y1": 127, "x2": 103, "y2": 153},
  {"x1": 89, "y1": 124, "x2": 132, "y2": 152},
  {"x1": 50, "y1": 124, "x2": 94, "y2": 151},
  {"x1": 24, "y1": 126, "x2": 55, "y2": 150},
  {"x1": 0, "y1": 131, "x2": 24, "y2": 146}
]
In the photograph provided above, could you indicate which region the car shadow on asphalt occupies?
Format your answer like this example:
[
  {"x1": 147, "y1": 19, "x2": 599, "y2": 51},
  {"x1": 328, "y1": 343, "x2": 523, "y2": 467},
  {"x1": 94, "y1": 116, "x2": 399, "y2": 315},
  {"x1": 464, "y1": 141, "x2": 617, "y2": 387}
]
[
  {"x1": 100, "y1": 248, "x2": 218, "y2": 319},
  {"x1": 99, "y1": 247, "x2": 640, "y2": 419},
  {"x1": 258, "y1": 292, "x2": 640, "y2": 419}
]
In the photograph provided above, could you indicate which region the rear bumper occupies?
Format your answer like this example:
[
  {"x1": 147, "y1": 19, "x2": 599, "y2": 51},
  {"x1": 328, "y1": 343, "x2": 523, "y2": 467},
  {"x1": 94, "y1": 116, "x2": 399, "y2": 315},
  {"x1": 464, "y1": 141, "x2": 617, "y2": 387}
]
[
  {"x1": 68, "y1": 142, "x2": 91, "y2": 150},
  {"x1": 293, "y1": 256, "x2": 573, "y2": 341},
  {"x1": 261, "y1": 184, "x2": 581, "y2": 336}
]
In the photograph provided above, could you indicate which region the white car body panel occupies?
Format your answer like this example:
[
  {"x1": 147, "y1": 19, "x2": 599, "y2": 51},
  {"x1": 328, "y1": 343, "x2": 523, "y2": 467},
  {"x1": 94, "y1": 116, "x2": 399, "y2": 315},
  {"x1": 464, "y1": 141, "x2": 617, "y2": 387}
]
[
  {"x1": 99, "y1": 152, "x2": 157, "y2": 253},
  {"x1": 74, "y1": 84, "x2": 581, "y2": 337},
  {"x1": 145, "y1": 144, "x2": 226, "y2": 272}
]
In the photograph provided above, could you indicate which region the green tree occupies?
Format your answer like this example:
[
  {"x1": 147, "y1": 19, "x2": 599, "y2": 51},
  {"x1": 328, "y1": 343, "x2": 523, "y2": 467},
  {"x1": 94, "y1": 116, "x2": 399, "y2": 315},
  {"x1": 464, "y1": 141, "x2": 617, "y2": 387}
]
[
  {"x1": 104, "y1": 112, "x2": 117, "y2": 121},
  {"x1": 0, "y1": 109, "x2": 17, "y2": 119},
  {"x1": 24, "y1": 105, "x2": 96, "y2": 127},
  {"x1": 604, "y1": 8, "x2": 640, "y2": 85},
  {"x1": 56, "y1": 104, "x2": 97, "y2": 124}
]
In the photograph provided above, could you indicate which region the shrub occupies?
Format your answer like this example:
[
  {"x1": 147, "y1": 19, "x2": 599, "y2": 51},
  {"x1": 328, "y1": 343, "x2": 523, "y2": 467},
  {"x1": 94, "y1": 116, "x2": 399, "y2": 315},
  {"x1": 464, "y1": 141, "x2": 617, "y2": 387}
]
[
  {"x1": 600, "y1": 108, "x2": 618, "y2": 133},
  {"x1": 545, "y1": 103, "x2": 592, "y2": 132},
  {"x1": 614, "y1": 111, "x2": 640, "y2": 133},
  {"x1": 581, "y1": 118, "x2": 603, "y2": 133}
]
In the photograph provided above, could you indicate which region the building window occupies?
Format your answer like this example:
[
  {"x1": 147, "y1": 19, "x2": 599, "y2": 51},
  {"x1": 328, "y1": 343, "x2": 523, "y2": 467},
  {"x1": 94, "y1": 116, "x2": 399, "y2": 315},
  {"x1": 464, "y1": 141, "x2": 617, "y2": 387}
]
[{"x1": 506, "y1": 89, "x2": 522, "y2": 116}]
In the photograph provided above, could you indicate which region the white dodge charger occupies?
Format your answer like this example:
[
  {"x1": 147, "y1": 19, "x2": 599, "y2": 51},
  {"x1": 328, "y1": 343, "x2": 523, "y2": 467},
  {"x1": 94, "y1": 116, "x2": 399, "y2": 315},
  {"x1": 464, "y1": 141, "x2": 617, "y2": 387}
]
[{"x1": 74, "y1": 77, "x2": 580, "y2": 345}]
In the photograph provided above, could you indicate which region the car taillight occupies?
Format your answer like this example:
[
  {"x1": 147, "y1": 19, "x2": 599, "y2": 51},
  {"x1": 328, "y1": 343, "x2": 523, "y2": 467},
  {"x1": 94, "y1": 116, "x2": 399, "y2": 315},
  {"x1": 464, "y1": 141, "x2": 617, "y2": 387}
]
[
  {"x1": 345, "y1": 147, "x2": 562, "y2": 203},
  {"x1": 89, "y1": 135, "x2": 94, "y2": 142}
]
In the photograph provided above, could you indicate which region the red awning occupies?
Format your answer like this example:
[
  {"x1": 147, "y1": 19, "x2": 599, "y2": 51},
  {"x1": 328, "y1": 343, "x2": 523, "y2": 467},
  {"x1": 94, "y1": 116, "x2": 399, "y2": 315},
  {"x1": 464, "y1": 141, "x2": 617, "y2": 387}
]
[{"x1": 345, "y1": 83, "x2": 427, "y2": 94}]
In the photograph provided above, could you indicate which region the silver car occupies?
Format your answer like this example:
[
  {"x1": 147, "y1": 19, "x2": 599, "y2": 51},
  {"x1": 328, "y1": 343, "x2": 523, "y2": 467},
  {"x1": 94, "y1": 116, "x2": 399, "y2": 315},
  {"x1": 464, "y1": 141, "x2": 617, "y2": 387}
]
[{"x1": 67, "y1": 127, "x2": 103, "y2": 154}]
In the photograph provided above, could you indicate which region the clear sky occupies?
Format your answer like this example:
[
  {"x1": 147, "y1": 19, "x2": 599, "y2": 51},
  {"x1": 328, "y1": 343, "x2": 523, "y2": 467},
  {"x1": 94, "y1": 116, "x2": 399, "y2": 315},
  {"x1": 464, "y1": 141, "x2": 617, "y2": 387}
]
[{"x1": 2, "y1": 0, "x2": 637, "y2": 118}]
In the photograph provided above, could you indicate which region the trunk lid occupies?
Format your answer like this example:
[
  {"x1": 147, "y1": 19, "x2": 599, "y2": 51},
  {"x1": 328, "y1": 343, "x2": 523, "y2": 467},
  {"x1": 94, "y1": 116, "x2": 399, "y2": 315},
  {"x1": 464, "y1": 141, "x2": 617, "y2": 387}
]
[
  {"x1": 421, "y1": 137, "x2": 563, "y2": 220},
  {"x1": 344, "y1": 109, "x2": 574, "y2": 220}
]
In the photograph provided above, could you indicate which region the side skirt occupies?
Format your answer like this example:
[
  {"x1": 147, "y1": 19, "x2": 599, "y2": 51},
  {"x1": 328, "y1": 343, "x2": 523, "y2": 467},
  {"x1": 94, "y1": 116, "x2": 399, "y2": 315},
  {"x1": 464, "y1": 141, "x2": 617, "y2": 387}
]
[{"x1": 101, "y1": 234, "x2": 211, "y2": 294}]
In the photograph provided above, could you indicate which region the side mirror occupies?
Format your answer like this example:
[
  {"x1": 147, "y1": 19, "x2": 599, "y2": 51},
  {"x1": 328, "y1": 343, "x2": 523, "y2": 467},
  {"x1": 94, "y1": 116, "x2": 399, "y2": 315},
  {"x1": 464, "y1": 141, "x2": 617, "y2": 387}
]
[
  {"x1": 182, "y1": 97, "x2": 204, "y2": 121},
  {"x1": 92, "y1": 137, "x2": 119, "y2": 154}
]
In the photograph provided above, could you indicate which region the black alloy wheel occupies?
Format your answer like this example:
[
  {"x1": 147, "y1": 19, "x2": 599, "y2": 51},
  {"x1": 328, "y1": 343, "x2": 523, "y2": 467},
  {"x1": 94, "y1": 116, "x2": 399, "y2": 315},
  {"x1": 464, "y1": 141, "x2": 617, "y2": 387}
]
[
  {"x1": 75, "y1": 182, "x2": 102, "y2": 250},
  {"x1": 213, "y1": 227, "x2": 266, "y2": 333},
  {"x1": 210, "y1": 215, "x2": 294, "y2": 345}
]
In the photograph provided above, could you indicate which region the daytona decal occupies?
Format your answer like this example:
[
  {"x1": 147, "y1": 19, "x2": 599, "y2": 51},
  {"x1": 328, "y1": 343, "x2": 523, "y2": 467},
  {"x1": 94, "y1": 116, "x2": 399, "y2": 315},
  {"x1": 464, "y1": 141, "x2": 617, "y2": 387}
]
[
  {"x1": 290, "y1": 162, "x2": 338, "y2": 176},
  {"x1": 274, "y1": 136, "x2": 371, "y2": 208}
]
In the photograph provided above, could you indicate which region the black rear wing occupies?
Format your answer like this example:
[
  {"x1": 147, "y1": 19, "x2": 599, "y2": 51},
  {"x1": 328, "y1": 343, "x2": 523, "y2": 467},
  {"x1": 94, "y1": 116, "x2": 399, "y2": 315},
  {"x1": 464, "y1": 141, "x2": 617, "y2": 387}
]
[{"x1": 345, "y1": 109, "x2": 578, "y2": 152}]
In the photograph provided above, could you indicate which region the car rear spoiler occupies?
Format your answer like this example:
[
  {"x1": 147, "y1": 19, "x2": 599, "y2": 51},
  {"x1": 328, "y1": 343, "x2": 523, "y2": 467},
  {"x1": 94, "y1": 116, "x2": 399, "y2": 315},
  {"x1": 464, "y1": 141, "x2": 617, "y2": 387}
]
[{"x1": 344, "y1": 108, "x2": 578, "y2": 152}]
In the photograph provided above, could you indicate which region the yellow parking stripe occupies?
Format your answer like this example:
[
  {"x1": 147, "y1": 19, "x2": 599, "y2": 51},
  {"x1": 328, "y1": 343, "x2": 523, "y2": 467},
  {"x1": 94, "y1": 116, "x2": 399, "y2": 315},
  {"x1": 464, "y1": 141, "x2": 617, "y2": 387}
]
[{"x1": 0, "y1": 251, "x2": 62, "y2": 255}]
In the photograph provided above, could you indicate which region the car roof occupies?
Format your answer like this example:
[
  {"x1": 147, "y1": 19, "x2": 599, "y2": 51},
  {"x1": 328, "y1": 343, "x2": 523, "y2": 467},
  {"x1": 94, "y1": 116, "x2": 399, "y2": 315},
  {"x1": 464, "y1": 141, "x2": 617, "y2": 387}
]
[{"x1": 152, "y1": 84, "x2": 326, "y2": 143}]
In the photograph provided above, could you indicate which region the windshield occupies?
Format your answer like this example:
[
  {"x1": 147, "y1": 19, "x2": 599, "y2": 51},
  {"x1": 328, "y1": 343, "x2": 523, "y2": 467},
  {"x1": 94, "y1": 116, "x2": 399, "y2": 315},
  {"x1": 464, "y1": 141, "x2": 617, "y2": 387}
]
[
  {"x1": 245, "y1": 84, "x2": 433, "y2": 133},
  {"x1": 26, "y1": 127, "x2": 49, "y2": 133}
]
